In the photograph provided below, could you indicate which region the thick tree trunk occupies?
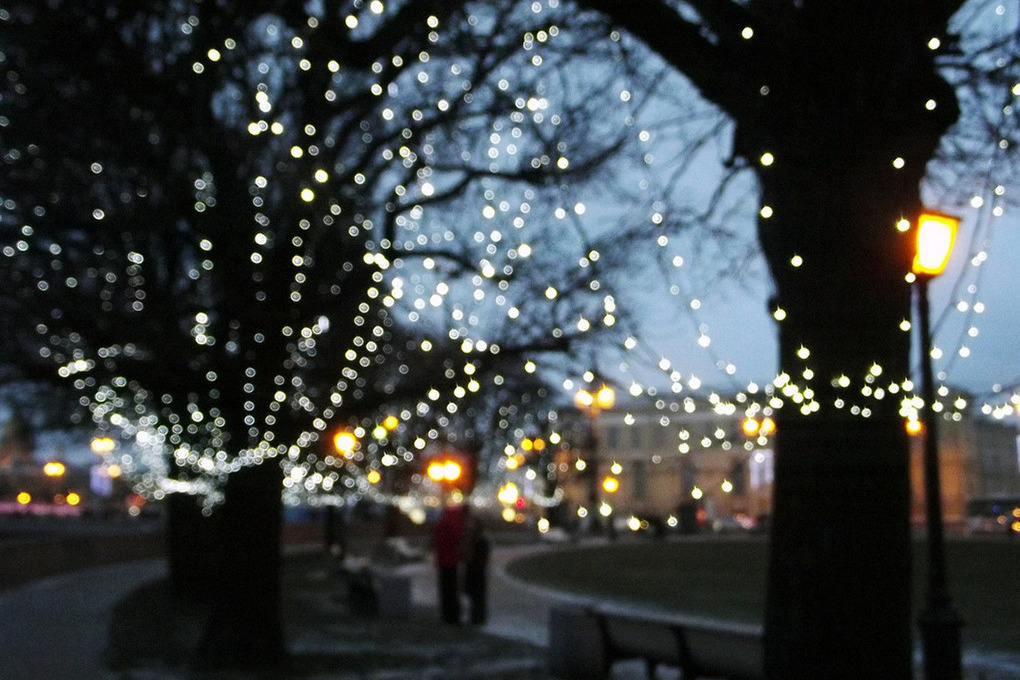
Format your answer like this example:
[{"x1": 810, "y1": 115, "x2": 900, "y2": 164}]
[
  {"x1": 192, "y1": 461, "x2": 287, "y2": 670},
  {"x1": 756, "y1": 137, "x2": 923, "y2": 679},
  {"x1": 165, "y1": 490, "x2": 217, "y2": 603}
]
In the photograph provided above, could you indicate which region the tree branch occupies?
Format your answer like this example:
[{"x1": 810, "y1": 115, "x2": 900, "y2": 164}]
[{"x1": 573, "y1": 0, "x2": 752, "y2": 114}]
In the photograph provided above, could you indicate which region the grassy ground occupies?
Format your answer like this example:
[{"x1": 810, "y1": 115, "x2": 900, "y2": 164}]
[{"x1": 506, "y1": 535, "x2": 1020, "y2": 654}]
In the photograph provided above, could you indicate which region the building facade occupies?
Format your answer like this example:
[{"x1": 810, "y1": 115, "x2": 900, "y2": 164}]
[
  {"x1": 560, "y1": 396, "x2": 774, "y2": 530},
  {"x1": 558, "y1": 394, "x2": 1019, "y2": 532}
]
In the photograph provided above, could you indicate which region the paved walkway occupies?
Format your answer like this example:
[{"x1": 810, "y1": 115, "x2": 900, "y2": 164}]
[
  {"x1": 0, "y1": 545, "x2": 593, "y2": 680},
  {"x1": 0, "y1": 559, "x2": 166, "y2": 679},
  {"x1": 1, "y1": 543, "x2": 1017, "y2": 679}
]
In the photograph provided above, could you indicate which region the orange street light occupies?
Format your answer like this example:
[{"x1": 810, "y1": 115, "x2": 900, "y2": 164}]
[
  {"x1": 426, "y1": 459, "x2": 462, "y2": 483},
  {"x1": 333, "y1": 430, "x2": 357, "y2": 456},
  {"x1": 743, "y1": 415, "x2": 776, "y2": 437},
  {"x1": 913, "y1": 210, "x2": 963, "y2": 680},
  {"x1": 913, "y1": 212, "x2": 959, "y2": 278},
  {"x1": 43, "y1": 461, "x2": 66, "y2": 477},
  {"x1": 90, "y1": 436, "x2": 116, "y2": 454},
  {"x1": 575, "y1": 383, "x2": 615, "y2": 416}
]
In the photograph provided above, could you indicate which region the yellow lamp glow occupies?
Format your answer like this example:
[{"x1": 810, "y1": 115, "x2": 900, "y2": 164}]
[
  {"x1": 333, "y1": 431, "x2": 357, "y2": 455},
  {"x1": 427, "y1": 459, "x2": 462, "y2": 482},
  {"x1": 602, "y1": 476, "x2": 620, "y2": 493},
  {"x1": 90, "y1": 436, "x2": 115, "y2": 454},
  {"x1": 913, "y1": 212, "x2": 959, "y2": 277},
  {"x1": 595, "y1": 384, "x2": 615, "y2": 411},
  {"x1": 574, "y1": 383, "x2": 615, "y2": 415},
  {"x1": 43, "y1": 461, "x2": 66, "y2": 477}
]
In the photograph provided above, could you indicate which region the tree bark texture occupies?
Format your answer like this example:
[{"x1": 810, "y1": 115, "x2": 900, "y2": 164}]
[
  {"x1": 192, "y1": 462, "x2": 287, "y2": 670},
  {"x1": 752, "y1": 132, "x2": 933, "y2": 679}
]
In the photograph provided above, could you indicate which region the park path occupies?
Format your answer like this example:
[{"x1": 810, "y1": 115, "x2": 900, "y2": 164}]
[
  {"x1": 1, "y1": 541, "x2": 1016, "y2": 679},
  {"x1": 0, "y1": 559, "x2": 166, "y2": 679}
]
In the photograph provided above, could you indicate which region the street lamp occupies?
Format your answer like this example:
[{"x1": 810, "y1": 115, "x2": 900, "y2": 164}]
[
  {"x1": 574, "y1": 382, "x2": 614, "y2": 534},
  {"x1": 426, "y1": 458, "x2": 463, "y2": 484},
  {"x1": 913, "y1": 211, "x2": 963, "y2": 680}
]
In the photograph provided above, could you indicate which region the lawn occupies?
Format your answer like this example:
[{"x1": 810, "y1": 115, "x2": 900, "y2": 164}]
[{"x1": 506, "y1": 535, "x2": 1020, "y2": 654}]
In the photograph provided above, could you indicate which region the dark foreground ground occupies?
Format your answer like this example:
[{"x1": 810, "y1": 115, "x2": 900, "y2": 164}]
[{"x1": 104, "y1": 549, "x2": 556, "y2": 680}]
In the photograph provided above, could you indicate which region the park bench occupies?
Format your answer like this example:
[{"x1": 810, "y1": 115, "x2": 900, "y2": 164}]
[
  {"x1": 549, "y1": 602, "x2": 763, "y2": 679},
  {"x1": 336, "y1": 555, "x2": 415, "y2": 617}
]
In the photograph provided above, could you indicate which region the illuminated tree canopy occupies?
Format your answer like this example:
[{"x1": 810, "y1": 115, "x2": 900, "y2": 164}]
[{"x1": 2, "y1": 0, "x2": 1018, "y2": 676}]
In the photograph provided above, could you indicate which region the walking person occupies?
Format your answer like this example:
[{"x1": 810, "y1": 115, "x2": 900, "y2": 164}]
[
  {"x1": 462, "y1": 513, "x2": 490, "y2": 625},
  {"x1": 432, "y1": 503, "x2": 465, "y2": 625}
]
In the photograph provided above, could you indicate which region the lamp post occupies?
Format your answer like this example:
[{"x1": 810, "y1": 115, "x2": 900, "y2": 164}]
[
  {"x1": 326, "y1": 429, "x2": 359, "y2": 556},
  {"x1": 574, "y1": 382, "x2": 614, "y2": 534},
  {"x1": 913, "y1": 211, "x2": 963, "y2": 680}
]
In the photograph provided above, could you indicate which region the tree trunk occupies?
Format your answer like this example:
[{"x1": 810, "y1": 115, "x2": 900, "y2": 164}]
[
  {"x1": 756, "y1": 135, "x2": 923, "y2": 679},
  {"x1": 193, "y1": 461, "x2": 287, "y2": 670},
  {"x1": 165, "y1": 490, "x2": 217, "y2": 603}
]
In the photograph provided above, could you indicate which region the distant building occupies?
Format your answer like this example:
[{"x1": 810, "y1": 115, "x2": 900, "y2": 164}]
[
  {"x1": 0, "y1": 410, "x2": 36, "y2": 467},
  {"x1": 559, "y1": 393, "x2": 1019, "y2": 532},
  {"x1": 909, "y1": 407, "x2": 1020, "y2": 526},
  {"x1": 561, "y1": 395, "x2": 774, "y2": 531}
]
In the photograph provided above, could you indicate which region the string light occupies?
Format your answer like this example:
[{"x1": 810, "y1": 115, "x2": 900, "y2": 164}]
[{"x1": 7, "y1": 0, "x2": 1016, "y2": 521}]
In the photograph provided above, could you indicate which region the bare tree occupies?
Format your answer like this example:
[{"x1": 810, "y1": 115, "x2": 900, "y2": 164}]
[
  {"x1": 0, "y1": 0, "x2": 699, "y2": 666},
  {"x1": 4, "y1": 0, "x2": 1016, "y2": 676}
]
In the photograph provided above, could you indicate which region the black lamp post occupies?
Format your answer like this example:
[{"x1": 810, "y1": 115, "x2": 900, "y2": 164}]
[
  {"x1": 913, "y1": 212, "x2": 964, "y2": 680},
  {"x1": 575, "y1": 382, "x2": 614, "y2": 533}
]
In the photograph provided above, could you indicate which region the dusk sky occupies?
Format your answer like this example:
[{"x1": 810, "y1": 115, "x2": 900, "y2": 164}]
[{"x1": 626, "y1": 203, "x2": 1020, "y2": 413}]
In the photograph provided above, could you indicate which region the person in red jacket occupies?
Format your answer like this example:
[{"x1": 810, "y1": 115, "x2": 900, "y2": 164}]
[{"x1": 432, "y1": 503, "x2": 465, "y2": 625}]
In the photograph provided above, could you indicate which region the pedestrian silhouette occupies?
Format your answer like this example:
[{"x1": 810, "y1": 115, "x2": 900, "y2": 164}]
[
  {"x1": 462, "y1": 513, "x2": 490, "y2": 625},
  {"x1": 432, "y1": 503, "x2": 465, "y2": 625}
]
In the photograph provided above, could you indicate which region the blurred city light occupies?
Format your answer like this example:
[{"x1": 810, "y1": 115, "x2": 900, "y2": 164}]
[
  {"x1": 333, "y1": 431, "x2": 357, "y2": 455},
  {"x1": 427, "y1": 459, "x2": 462, "y2": 483},
  {"x1": 90, "y1": 436, "x2": 116, "y2": 454},
  {"x1": 43, "y1": 461, "x2": 66, "y2": 477}
]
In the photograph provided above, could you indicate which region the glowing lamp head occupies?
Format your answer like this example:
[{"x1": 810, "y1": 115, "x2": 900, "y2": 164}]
[
  {"x1": 90, "y1": 436, "x2": 115, "y2": 454},
  {"x1": 427, "y1": 459, "x2": 462, "y2": 483},
  {"x1": 912, "y1": 212, "x2": 959, "y2": 277},
  {"x1": 333, "y1": 431, "x2": 357, "y2": 455},
  {"x1": 595, "y1": 384, "x2": 615, "y2": 411},
  {"x1": 575, "y1": 383, "x2": 614, "y2": 415},
  {"x1": 43, "y1": 461, "x2": 66, "y2": 477},
  {"x1": 574, "y1": 389, "x2": 594, "y2": 410}
]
